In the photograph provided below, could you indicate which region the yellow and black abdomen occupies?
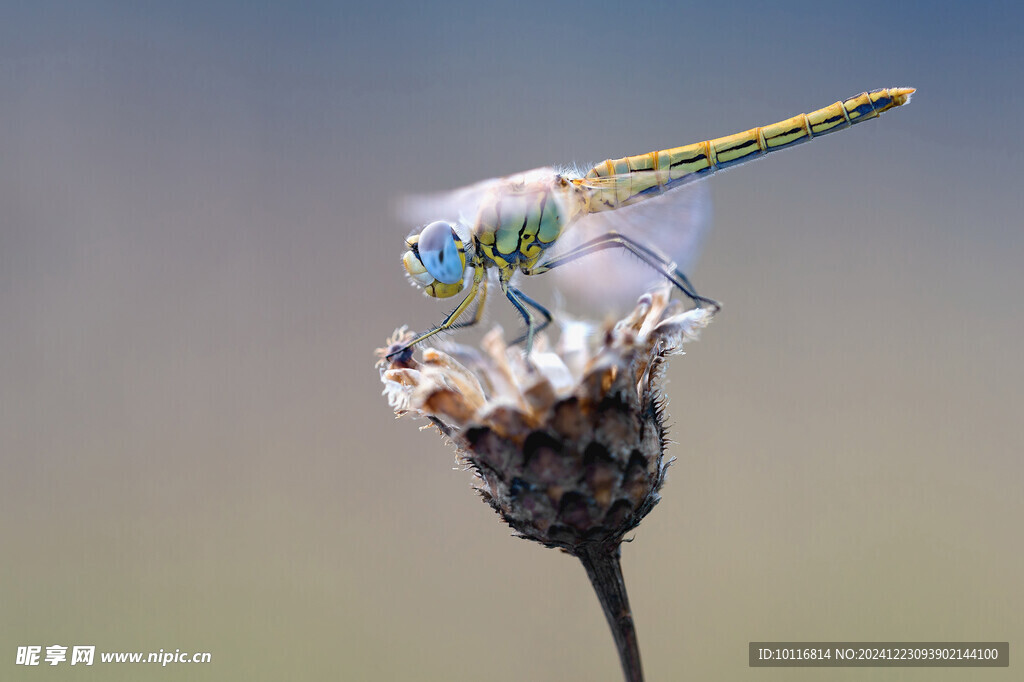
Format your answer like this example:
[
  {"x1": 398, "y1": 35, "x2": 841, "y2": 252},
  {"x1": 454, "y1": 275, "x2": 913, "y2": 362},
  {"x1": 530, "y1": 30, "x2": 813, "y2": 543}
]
[{"x1": 584, "y1": 87, "x2": 914, "y2": 212}]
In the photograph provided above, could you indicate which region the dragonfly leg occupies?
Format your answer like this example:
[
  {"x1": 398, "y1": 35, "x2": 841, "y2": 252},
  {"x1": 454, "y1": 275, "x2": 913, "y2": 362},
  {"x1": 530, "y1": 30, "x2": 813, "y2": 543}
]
[
  {"x1": 504, "y1": 285, "x2": 553, "y2": 351},
  {"x1": 447, "y1": 278, "x2": 488, "y2": 332},
  {"x1": 528, "y1": 231, "x2": 720, "y2": 312},
  {"x1": 386, "y1": 271, "x2": 485, "y2": 359}
]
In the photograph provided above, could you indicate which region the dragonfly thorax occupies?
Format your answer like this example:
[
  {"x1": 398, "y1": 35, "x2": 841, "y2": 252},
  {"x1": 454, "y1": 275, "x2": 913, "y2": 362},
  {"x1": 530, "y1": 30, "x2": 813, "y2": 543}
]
[{"x1": 474, "y1": 174, "x2": 586, "y2": 275}]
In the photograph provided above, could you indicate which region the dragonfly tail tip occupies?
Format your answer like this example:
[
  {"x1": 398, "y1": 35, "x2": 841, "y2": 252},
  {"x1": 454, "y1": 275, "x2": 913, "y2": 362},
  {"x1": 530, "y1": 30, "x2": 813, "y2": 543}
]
[{"x1": 892, "y1": 87, "x2": 916, "y2": 105}]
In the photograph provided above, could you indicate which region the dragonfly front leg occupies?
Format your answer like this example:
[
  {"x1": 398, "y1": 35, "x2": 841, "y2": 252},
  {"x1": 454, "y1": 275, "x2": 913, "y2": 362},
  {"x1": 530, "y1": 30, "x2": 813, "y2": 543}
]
[
  {"x1": 526, "y1": 231, "x2": 721, "y2": 312},
  {"x1": 448, "y1": 277, "x2": 488, "y2": 332},
  {"x1": 387, "y1": 268, "x2": 487, "y2": 360}
]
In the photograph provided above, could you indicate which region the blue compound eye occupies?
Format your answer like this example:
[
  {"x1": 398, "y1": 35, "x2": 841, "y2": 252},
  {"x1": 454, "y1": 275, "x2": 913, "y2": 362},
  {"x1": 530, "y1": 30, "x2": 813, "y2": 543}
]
[{"x1": 418, "y1": 221, "x2": 464, "y2": 284}]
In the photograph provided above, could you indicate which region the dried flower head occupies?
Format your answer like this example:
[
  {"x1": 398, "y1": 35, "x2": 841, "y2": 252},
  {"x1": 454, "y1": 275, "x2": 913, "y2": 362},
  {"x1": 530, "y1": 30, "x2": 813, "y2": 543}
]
[
  {"x1": 377, "y1": 288, "x2": 712, "y2": 551},
  {"x1": 376, "y1": 287, "x2": 713, "y2": 682}
]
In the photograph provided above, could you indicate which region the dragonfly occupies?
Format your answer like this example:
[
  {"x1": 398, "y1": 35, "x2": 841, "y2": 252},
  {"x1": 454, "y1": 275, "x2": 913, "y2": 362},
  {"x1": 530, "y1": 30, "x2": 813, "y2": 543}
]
[{"x1": 390, "y1": 87, "x2": 915, "y2": 359}]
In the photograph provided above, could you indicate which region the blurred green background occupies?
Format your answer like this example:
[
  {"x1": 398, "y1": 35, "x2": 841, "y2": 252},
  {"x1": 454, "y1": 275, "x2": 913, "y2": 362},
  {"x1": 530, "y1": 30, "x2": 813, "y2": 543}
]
[{"x1": 2, "y1": 1, "x2": 1021, "y2": 680}]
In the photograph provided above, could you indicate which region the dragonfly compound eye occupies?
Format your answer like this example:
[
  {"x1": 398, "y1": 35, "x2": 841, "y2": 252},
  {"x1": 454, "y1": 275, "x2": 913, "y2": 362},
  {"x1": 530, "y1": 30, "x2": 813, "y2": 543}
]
[
  {"x1": 417, "y1": 221, "x2": 466, "y2": 285},
  {"x1": 402, "y1": 221, "x2": 467, "y2": 298}
]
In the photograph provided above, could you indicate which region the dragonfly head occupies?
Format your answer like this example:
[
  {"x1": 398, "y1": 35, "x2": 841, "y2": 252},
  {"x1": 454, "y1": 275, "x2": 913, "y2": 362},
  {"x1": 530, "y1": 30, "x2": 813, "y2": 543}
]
[{"x1": 403, "y1": 220, "x2": 467, "y2": 298}]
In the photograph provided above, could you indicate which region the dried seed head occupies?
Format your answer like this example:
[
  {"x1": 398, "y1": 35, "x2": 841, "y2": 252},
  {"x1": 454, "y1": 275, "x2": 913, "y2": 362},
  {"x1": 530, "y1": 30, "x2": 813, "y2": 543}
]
[{"x1": 376, "y1": 289, "x2": 713, "y2": 552}]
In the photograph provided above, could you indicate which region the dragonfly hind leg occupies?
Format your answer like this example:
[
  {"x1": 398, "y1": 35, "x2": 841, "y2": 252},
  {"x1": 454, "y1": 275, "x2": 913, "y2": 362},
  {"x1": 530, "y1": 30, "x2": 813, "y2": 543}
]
[{"x1": 527, "y1": 231, "x2": 721, "y2": 313}]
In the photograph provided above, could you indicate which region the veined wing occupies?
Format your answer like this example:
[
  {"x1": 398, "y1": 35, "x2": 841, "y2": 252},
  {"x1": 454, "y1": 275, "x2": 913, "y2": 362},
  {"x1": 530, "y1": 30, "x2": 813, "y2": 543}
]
[
  {"x1": 397, "y1": 166, "x2": 562, "y2": 237},
  {"x1": 548, "y1": 178, "x2": 711, "y2": 311}
]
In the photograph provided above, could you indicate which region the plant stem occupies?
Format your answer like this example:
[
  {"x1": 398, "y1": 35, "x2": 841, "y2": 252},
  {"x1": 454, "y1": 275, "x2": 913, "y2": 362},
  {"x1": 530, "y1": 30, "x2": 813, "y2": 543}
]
[{"x1": 576, "y1": 544, "x2": 644, "y2": 682}]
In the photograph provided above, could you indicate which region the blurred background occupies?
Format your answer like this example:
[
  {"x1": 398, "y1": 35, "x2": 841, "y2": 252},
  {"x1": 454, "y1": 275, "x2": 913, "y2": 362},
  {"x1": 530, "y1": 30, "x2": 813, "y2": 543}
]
[{"x1": 2, "y1": 1, "x2": 1021, "y2": 680}]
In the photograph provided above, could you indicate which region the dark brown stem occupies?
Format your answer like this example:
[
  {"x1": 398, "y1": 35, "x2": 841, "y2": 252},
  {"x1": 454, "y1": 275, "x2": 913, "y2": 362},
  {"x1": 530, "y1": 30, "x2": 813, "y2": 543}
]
[{"x1": 575, "y1": 544, "x2": 644, "y2": 682}]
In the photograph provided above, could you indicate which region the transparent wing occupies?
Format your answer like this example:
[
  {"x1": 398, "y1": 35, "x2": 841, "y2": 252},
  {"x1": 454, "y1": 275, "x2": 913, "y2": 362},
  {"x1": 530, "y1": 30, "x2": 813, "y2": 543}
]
[
  {"x1": 397, "y1": 166, "x2": 561, "y2": 232},
  {"x1": 547, "y1": 181, "x2": 712, "y2": 312}
]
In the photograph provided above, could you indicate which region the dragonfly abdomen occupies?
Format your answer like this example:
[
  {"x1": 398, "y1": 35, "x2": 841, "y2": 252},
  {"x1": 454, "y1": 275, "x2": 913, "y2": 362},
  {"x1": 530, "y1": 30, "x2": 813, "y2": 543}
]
[{"x1": 584, "y1": 87, "x2": 914, "y2": 212}]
